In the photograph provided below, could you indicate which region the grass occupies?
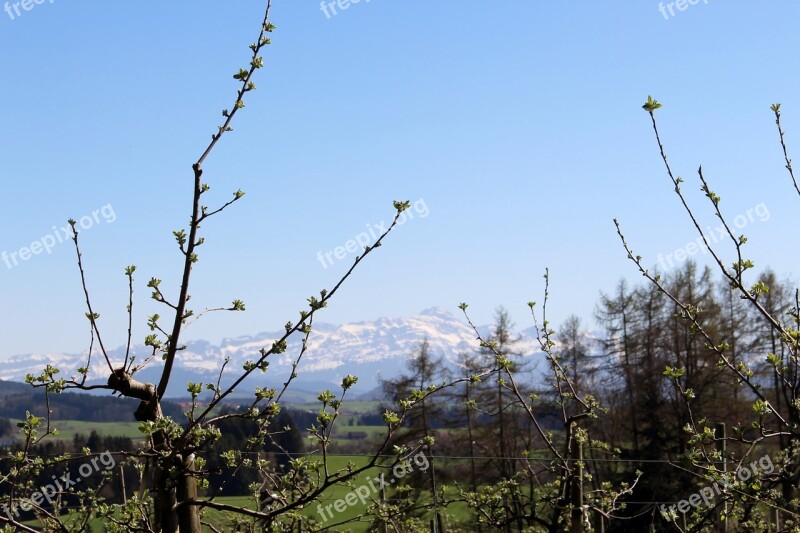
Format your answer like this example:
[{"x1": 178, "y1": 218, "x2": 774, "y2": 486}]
[
  {"x1": 204, "y1": 454, "x2": 452, "y2": 531},
  {"x1": 199, "y1": 495, "x2": 258, "y2": 531},
  {"x1": 18, "y1": 451, "x2": 480, "y2": 532}
]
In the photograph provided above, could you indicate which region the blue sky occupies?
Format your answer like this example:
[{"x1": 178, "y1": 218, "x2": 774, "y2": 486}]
[{"x1": 2, "y1": 1, "x2": 799, "y2": 357}]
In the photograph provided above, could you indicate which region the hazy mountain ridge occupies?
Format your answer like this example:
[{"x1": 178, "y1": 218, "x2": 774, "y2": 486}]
[{"x1": 1, "y1": 307, "x2": 552, "y2": 397}]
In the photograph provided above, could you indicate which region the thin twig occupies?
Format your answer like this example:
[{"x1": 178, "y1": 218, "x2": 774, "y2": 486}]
[{"x1": 69, "y1": 222, "x2": 114, "y2": 373}]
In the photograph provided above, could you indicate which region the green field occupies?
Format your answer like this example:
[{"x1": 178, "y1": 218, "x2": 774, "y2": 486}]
[
  {"x1": 17, "y1": 450, "x2": 480, "y2": 531},
  {"x1": 292, "y1": 400, "x2": 381, "y2": 414},
  {"x1": 11, "y1": 419, "x2": 146, "y2": 443},
  {"x1": 330, "y1": 424, "x2": 387, "y2": 439}
]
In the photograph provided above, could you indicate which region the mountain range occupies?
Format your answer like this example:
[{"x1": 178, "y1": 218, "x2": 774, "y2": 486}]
[{"x1": 0, "y1": 307, "x2": 550, "y2": 399}]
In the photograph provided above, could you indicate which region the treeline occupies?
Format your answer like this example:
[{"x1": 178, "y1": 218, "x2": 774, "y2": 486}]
[
  {"x1": 588, "y1": 262, "x2": 791, "y2": 530},
  {"x1": 378, "y1": 261, "x2": 792, "y2": 531},
  {"x1": 0, "y1": 418, "x2": 11, "y2": 438},
  {"x1": 202, "y1": 408, "x2": 305, "y2": 496},
  {"x1": 0, "y1": 386, "x2": 184, "y2": 422}
]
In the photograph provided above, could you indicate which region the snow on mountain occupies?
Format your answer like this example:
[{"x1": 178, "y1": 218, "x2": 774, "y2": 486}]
[{"x1": 0, "y1": 307, "x2": 546, "y2": 398}]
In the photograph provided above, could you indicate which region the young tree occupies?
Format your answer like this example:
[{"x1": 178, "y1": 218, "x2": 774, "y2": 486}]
[
  {"x1": 1, "y1": 3, "x2": 446, "y2": 532},
  {"x1": 380, "y1": 339, "x2": 449, "y2": 530},
  {"x1": 595, "y1": 279, "x2": 641, "y2": 453},
  {"x1": 445, "y1": 351, "x2": 485, "y2": 530},
  {"x1": 557, "y1": 315, "x2": 596, "y2": 397},
  {"x1": 469, "y1": 307, "x2": 531, "y2": 532}
]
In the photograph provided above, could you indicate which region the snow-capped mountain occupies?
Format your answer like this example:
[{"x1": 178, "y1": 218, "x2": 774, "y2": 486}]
[{"x1": 0, "y1": 307, "x2": 542, "y2": 398}]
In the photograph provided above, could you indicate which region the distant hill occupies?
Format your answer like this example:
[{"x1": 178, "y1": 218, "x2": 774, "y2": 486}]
[
  {"x1": 0, "y1": 380, "x2": 184, "y2": 422},
  {"x1": 0, "y1": 379, "x2": 34, "y2": 397}
]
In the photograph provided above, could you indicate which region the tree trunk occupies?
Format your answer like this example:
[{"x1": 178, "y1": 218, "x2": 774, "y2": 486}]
[
  {"x1": 177, "y1": 454, "x2": 201, "y2": 532},
  {"x1": 109, "y1": 370, "x2": 201, "y2": 532}
]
